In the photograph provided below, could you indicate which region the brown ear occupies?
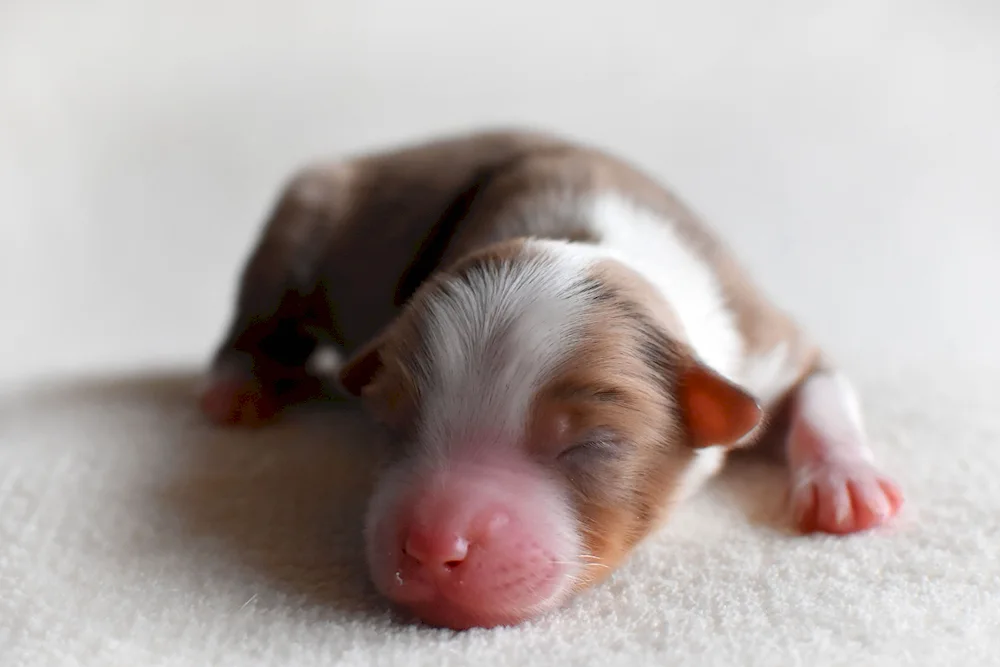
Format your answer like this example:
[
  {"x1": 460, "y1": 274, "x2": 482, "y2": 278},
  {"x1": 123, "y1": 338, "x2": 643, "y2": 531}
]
[
  {"x1": 678, "y1": 363, "x2": 762, "y2": 448},
  {"x1": 338, "y1": 340, "x2": 385, "y2": 397}
]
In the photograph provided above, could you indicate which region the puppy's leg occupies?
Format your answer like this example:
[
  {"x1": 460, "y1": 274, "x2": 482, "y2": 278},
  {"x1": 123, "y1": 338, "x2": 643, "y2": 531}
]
[
  {"x1": 201, "y1": 173, "x2": 344, "y2": 426},
  {"x1": 784, "y1": 367, "x2": 903, "y2": 534},
  {"x1": 201, "y1": 293, "x2": 327, "y2": 427}
]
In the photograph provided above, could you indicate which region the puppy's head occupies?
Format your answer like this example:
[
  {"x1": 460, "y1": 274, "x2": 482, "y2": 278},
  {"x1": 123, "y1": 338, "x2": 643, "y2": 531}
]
[{"x1": 340, "y1": 238, "x2": 760, "y2": 630}]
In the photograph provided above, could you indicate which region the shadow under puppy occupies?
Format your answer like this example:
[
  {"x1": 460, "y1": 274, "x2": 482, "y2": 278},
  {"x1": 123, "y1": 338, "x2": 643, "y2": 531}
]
[{"x1": 200, "y1": 129, "x2": 903, "y2": 630}]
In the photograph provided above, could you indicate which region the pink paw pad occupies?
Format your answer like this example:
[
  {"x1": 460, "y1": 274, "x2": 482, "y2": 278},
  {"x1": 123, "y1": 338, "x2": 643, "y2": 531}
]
[
  {"x1": 791, "y1": 458, "x2": 903, "y2": 535},
  {"x1": 199, "y1": 376, "x2": 280, "y2": 427}
]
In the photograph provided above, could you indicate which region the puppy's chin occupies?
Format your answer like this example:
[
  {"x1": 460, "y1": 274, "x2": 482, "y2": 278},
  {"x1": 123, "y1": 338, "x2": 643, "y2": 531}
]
[{"x1": 377, "y1": 573, "x2": 575, "y2": 631}]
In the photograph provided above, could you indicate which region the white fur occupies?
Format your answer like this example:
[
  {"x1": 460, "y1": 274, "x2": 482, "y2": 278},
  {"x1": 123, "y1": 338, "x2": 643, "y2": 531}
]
[
  {"x1": 675, "y1": 447, "x2": 728, "y2": 501},
  {"x1": 508, "y1": 190, "x2": 743, "y2": 379},
  {"x1": 796, "y1": 372, "x2": 873, "y2": 462},
  {"x1": 587, "y1": 193, "x2": 744, "y2": 378},
  {"x1": 370, "y1": 251, "x2": 592, "y2": 605},
  {"x1": 414, "y1": 249, "x2": 599, "y2": 460},
  {"x1": 306, "y1": 344, "x2": 343, "y2": 377},
  {"x1": 740, "y1": 342, "x2": 802, "y2": 405}
]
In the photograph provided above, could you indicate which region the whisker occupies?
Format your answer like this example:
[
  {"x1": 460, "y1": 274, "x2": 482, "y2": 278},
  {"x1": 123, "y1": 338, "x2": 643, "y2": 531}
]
[
  {"x1": 550, "y1": 558, "x2": 611, "y2": 571},
  {"x1": 558, "y1": 572, "x2": 586, "y2": 586}
]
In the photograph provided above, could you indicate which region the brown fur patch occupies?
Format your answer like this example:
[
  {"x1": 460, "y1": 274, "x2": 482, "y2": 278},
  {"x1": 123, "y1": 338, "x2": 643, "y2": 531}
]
[{"x1": 528, "y1": 266, "x2": 698, "y2": 574}]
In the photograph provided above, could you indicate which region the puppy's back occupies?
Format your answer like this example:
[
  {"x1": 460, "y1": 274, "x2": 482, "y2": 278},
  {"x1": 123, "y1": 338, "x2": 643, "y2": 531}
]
[{"x1": 238, "y1": 129, "x2": 569, "y2": 352}]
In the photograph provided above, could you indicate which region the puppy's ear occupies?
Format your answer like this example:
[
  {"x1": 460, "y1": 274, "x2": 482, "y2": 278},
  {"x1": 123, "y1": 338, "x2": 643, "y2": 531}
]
[
  {"x1": 678, "y1": 362, "x2": 762, "y2": 448},
  {"x1": 338, "y1": 338, "x2": 385, "y2": 397}
]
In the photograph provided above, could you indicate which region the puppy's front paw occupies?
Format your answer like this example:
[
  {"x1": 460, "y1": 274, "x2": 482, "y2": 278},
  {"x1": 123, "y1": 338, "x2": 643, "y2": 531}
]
[
  {"x1": 199, "y1": 375, "x2": 280, "y2": 427},
  {"x1": 791, "y1": 457, "x2": 903, "y2": 535}
]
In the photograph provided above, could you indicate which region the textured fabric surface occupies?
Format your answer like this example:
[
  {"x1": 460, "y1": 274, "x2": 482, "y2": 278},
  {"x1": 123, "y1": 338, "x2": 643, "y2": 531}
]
[
  {"x1": 2, "y1": 1, "x2": 999, "y2": 665},
  {"x1": 3, "y1": 369, "x2": 999, "y2": 666}
]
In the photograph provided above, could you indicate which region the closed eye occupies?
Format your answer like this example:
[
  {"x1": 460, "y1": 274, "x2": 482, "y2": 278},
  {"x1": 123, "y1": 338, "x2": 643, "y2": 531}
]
[
  {"x1": 557, "y1": 429, "x2": 622, "y2": 462},
  {"x1": 591, "y1": 388, "x2": 627, "y2": 403}
]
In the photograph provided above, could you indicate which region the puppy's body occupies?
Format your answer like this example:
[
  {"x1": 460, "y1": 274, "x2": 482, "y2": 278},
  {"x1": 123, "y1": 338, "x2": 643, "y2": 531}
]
[{"x1": 203, "y1": 129, "x2": 902, "y2": 630}]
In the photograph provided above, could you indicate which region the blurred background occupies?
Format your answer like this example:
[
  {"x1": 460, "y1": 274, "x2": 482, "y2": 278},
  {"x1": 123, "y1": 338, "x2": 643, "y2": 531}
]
[{"x1": 1, "y1": 0, "x2": 997, "y2": 388}]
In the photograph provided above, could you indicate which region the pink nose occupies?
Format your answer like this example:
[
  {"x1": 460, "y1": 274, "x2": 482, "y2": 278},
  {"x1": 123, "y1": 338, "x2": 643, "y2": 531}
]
[
  {"x1": 397, "y1": 508, "x2": 509, "y2": 584},
  {"x1": 374, "y1": 479, "x2": 568, "y2": 630}
]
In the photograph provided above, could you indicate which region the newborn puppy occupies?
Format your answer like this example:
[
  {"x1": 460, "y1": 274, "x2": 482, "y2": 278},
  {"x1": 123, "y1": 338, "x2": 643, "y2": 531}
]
[{"x1": 200, "y1": 129, "x2": 903, "y2": 630}]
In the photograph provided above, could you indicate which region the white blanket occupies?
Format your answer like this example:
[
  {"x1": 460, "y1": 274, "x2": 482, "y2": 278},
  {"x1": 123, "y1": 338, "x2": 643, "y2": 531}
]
[{"x1": 4, "y1": 368, "x2": 999, "y2": 666}]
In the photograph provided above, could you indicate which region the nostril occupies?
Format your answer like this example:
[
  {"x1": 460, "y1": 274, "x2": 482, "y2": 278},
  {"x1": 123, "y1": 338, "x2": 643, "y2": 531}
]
[
  {"x1": 402, "y1": 530, "x2": 470, "y2": 569},
  {"x1": 438, "y1": 536, "x2": 469, "y2": 570}
]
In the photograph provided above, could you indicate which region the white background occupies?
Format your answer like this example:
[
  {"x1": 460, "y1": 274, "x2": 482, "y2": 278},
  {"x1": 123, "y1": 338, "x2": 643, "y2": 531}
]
[{"x1": 2, "y1": 0, "x2": 998, "y2": 385}]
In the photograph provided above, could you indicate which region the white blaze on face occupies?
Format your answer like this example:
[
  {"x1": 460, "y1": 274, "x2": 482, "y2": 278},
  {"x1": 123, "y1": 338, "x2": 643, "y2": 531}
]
[
  {"x1": 412, "y1": 247, "x2": 602, "y2": 460},
  {"x1": 363, "y1": 246, "x2": 599, "y2": 610}
]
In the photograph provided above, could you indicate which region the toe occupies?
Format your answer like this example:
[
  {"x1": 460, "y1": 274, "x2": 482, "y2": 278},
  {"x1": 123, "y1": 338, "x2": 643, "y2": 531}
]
[
  {"x1": 793, "y1": 483, "x2": 820, "y2": 533},
  {"x1": 815, "y1": 478, "x2": 854, "y2": 535},
  {"x1": 200, "y1": 378, "x2": 278, "y2": 427},
  {"x1": 878, "y1": 478, "x2": 905, "y2": 514},
  {"x1": 846, "y1": 479, "x2": 888, "y2": 532},
  {"x1": 796, "y1": 469, "x2": 903, "y2": 535}
]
